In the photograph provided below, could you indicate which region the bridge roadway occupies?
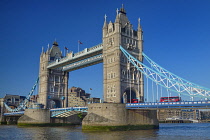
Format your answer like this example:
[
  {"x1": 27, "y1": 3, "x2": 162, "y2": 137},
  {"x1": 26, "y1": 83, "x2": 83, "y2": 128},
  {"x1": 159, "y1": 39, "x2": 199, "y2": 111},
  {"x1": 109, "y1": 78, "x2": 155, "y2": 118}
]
[
  {"x1": 3, "y1": 101, "x2": 210, "y2": 117},
  {"x1": 47, "y1": 44, "x2": 103, "y2": 71},
  {"x1": 126, "y1": 100, "x2": 210, "y2": 109}
]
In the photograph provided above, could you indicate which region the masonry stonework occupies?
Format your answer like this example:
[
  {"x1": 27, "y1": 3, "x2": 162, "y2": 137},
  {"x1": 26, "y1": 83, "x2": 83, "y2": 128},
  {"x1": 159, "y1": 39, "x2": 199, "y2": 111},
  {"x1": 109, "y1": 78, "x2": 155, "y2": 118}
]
[
  {"x1": 38, "y1": 42, "x2": 69, "y2": 109},
  {"x1": 82, "y1": 103, "x2": 159, "y2": 130},
  {"x1": 18, "y1": 109, "x2": 50, "y2": 125},
  {"x1": 103, "y1": 6, "x2": 144, "y2": 103}
]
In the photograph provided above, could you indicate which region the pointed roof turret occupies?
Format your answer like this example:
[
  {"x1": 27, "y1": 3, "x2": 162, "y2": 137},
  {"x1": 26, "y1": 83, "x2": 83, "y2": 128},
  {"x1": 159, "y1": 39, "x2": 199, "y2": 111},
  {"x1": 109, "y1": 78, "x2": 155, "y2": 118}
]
[
  {"x1": 118, "y1": 4, "x2": 129, "y2": 28},
  {"x1": 53, "y1": 41, "x2": 59, "y2": 46},
  {"x1": 49, "y1": 41, "x2": 62, "y2": 58},
  {"x1": 119, "y1": 4, "x2": 126, "y2": 15}
]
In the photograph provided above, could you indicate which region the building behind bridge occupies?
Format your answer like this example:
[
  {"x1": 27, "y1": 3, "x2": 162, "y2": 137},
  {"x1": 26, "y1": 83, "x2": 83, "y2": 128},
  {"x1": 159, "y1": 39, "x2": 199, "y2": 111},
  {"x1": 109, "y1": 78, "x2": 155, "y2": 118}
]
[
  {"x1": 200, "y1": 110, "x2": 210, "y2": 121},
  {"x1": 0, "y1": 94, "x2": 26, "y2": 113},
  {"x1": 157, "y1": 109, "x2": 201, "y2": 121},
  {"x1": 0, "y1": 86, "x2": 100, "y2": 112},
  {"x1": 67, "y1": 86, "x2": 101, "y2": 107},
  {"x1": 68, "y1": 87, "x2": 90, "y2": 107}
]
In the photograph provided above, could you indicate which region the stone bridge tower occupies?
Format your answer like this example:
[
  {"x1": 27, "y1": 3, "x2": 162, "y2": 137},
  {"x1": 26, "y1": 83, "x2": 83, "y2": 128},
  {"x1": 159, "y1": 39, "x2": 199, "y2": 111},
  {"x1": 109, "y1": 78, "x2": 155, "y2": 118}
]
[
  {"x1": 103, "y1": 6, "x2": 144, "y2": 103},
  {"x1": 38, "y1": 42, "x2": 69, "y2": 109}
]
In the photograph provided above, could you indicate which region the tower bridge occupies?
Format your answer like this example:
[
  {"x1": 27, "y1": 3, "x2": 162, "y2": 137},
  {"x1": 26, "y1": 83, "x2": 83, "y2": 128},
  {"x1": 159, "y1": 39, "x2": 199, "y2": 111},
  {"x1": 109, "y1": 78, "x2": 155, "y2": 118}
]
[
  {"x1": 2, "y1": 5, "x2": 210, "y2": 130},
  {"x1": 38, "y1": 5, "x2": 144, "y2": 109}
]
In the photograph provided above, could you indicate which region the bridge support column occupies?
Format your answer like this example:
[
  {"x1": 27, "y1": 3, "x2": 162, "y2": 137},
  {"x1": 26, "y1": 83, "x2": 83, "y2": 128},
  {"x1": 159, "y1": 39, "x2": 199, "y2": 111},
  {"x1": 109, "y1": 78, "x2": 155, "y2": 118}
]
[
  {"x1": 18, "y1": 109, "x2": 50, "y2": 126},
  {"x1": 0, "y1": 116, "x2": 7, "y2": 124},
  {"x1": 82, "y1": 103, "x2": 159, "y2": 131},
  {"x1": 6, "y1": 117, "x2": 19, "y2": 124}
]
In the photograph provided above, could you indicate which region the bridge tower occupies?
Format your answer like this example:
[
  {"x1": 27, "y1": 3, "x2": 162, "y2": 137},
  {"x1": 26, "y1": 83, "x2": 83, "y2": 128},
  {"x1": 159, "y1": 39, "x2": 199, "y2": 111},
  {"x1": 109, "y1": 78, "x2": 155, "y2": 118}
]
[
  {"x1": 38, "y1": 41, "x2": 69, "y2": 109},
  {"x1": 103, "y1": 6, "x2": 144, "y2": 103}
]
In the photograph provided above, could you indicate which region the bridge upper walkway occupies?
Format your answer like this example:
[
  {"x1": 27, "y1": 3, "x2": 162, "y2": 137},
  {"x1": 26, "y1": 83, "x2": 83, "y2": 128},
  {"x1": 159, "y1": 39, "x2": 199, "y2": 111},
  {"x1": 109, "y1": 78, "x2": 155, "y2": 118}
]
[{"x1": 47, "y1": 44, "x2": 103, "y2": 71}]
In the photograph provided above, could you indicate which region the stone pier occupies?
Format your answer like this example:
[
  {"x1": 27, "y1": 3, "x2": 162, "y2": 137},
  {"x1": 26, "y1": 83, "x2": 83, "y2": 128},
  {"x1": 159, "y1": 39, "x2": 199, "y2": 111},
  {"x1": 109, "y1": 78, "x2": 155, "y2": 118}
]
[
  {"x1": 82, "y1": 103, "x2": 159, "y2": 131},
  {"x1": 18, "y1": 109, "x2": 50, "y2": 126},
  {"x1": 17, "y1": 108, "x2": 83, "y2": 126}
]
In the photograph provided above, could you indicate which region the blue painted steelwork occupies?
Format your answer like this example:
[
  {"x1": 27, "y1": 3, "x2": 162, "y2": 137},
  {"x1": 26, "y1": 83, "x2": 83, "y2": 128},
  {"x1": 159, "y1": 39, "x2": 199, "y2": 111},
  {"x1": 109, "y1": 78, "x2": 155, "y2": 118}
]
[
  {"x1": 4, "y1": 102, "x2": 210, "y2": 117},
  {"x1": 120, "y1": 46, "x2": 210, "y2": 98},
  {"x1": 4, "y1": 78, "x2": 39, "y2": 112},
  {"x1": 3, "y1": 107, "x2": 88, "y2": 117},
  {"x1": 143, "y1": 53, "x2": 210, "y2": 94},
  {"x1": 62, "y1": 54, "x2": 103, "y2": 72},
  {"x1": 126, "y1": 101, "x2": 210, "y2": 109},
  {"x1": 50, "y1": 107, "x2": 88, "y2": 117},
  {"x1": 3, "y1": 111, "x2": 24, "y2": 116},
  {"x1": 47, "y1": 44, "x2": 103, "y2": 69}
]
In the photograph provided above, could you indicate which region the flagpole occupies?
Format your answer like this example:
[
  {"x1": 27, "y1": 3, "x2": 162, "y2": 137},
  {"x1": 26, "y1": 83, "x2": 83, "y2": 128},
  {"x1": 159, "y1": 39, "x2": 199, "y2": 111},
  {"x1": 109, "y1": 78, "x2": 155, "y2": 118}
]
[{"x1": 64, "y1": 47, "x2": 68, "y2": 57}]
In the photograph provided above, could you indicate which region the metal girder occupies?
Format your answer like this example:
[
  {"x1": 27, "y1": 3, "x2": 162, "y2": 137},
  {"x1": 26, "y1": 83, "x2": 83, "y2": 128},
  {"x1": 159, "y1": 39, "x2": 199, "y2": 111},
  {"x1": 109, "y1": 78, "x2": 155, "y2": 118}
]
[
  {"x1": 120, "y1": 46, "x2": 210, "y2": 98},
  {"x1": 126, "y1": 101, "x2": 210, "y2": 109},
  {"x1": 50, "y1": 107, "x2": 88, "y2": 117},
  {"x1": 47, "y1": 44, "x2": 103, "y2": 69},
  {"x1": 4, "y1": 78, "x2": 39, "y2": 112},
  {"x1": 62, "y1": 54, "x2": 103, "y2": 72}
]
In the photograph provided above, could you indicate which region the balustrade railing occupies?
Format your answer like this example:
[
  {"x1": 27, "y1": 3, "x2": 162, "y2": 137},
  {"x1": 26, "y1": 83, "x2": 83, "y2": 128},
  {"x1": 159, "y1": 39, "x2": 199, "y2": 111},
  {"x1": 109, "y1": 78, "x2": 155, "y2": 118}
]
[{"x1": 126, "y1": 100, "x2": 210, "y2": 109}]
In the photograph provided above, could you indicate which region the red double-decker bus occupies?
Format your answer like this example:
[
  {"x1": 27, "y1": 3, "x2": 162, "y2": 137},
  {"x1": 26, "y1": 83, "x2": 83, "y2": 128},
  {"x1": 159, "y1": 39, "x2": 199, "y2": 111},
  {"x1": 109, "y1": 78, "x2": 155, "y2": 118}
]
[{"x1": 160, "y1": 96, "x2": 181, "y2": 102}]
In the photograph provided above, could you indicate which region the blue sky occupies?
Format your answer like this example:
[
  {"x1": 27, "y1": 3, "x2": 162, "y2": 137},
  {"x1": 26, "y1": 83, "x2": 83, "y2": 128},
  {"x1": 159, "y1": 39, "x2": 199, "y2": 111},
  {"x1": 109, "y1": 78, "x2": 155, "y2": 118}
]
[{"x1": 0, "y1": 0, "x2": 210, "y2": 101}]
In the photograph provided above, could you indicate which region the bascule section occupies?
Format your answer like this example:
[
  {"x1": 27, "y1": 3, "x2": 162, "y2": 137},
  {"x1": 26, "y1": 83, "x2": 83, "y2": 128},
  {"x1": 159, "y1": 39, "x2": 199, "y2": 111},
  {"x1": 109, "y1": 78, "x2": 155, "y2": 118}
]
[
  {"x1": 103, "y1": 6, "x2": 144, "y2": 103},
  {"x1": 38, "y1": 41, "x2": 69, "y2": 109}
]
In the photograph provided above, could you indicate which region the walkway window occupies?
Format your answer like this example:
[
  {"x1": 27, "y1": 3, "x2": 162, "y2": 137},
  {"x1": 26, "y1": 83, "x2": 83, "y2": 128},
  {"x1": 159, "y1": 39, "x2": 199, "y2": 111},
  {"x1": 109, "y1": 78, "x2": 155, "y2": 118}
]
[
  {"x1": 49, "y1": 76, "x2": 53, "y2": 81},
  {"x1": 55, "y1": 76, "x2": 59, "y2": 82},
  {"x1": 54, "y1": 86, "x2": 58, "y2": 93},
  {"x1": 60, "y1": 87, "x2": 63, "y2": 94},
  {"x1": 50, "y1": 85, "x2": 54, "y2": 92}
]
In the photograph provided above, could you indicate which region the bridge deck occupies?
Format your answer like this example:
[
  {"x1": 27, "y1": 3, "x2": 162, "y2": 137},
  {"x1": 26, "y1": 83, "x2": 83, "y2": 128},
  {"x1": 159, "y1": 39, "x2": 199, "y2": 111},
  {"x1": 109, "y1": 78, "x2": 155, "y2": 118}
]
[
  {"x1": 126, "y1": 101, "x2": 210, "y2": 109},
  {"x1": 4, "y1": 101, "x2": 210, "y2": 116}
]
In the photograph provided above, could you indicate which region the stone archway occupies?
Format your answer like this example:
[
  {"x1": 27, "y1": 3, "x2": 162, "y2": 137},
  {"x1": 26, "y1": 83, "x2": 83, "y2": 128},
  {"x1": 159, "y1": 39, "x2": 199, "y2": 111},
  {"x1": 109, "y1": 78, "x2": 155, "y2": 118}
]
[
  {"x1": 49, "y1": 99, "x2": 61, "y2": 108},
  {"x1": 123, "y1": 88, "x2": 137, "y2": 103}
]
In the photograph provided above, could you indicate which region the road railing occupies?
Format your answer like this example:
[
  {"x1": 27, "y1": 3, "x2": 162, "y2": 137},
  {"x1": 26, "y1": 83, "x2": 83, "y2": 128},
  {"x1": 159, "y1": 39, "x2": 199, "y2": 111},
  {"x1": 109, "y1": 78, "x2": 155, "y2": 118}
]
[{"x1": 126, "y1": 101, "x2": 210, "y2": 109}]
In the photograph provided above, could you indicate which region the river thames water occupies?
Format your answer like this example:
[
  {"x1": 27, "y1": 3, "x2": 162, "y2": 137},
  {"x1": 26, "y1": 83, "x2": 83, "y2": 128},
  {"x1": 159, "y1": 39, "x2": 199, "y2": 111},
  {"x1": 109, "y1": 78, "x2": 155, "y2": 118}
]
[{"x1": 0, "y1": 123, "x2": 210, "y2": 140}]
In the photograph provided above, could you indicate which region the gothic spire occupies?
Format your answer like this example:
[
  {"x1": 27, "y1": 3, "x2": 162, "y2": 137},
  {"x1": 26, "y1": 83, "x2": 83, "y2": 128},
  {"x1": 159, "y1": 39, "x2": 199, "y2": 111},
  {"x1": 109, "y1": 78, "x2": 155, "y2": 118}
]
[
  {"x1": 138, "y1": 18, "x2": 141, "y2": 30},
  {"x1": 115, "y1": 8, "x2": 120, "y2": 23},
  {"x1": 103, "y1": 14, "x2": 108, "y2": 28}
]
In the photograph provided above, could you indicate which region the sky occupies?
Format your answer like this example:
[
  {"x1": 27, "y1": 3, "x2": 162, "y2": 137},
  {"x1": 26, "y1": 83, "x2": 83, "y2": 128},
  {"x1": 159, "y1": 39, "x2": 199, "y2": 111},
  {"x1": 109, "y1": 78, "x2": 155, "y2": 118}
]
[{"x1": 0, "y1": 0, "x2": 210, "y2": 101}]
